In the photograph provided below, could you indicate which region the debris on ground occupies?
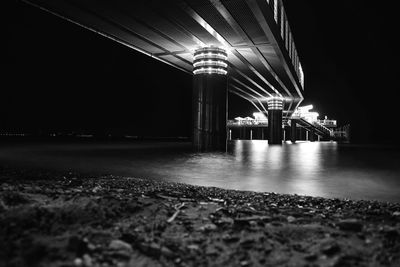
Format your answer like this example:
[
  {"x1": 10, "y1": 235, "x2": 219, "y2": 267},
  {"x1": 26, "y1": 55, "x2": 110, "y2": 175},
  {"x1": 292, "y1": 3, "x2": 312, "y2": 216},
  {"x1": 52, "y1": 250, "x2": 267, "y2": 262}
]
[{"x1": 0, "y1": 167, "x2": 399, "y2": 266}]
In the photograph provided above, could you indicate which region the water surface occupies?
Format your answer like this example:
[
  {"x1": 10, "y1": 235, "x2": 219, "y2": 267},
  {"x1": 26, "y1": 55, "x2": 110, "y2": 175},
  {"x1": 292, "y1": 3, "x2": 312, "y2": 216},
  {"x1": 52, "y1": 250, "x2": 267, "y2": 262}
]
[{"x1": 1, "y1": 140, "x2": 400, "y2": 202}]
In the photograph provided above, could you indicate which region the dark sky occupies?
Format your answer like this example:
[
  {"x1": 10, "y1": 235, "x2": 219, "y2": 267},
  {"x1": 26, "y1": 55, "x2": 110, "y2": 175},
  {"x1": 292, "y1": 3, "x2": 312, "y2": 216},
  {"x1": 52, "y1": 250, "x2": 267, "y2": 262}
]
[
  {"x1": 283, "y1": 0, "x2": 398, "y2": 143},
  {"x1": 4, "y1": 0, "x2": 398, "y2": 142}
]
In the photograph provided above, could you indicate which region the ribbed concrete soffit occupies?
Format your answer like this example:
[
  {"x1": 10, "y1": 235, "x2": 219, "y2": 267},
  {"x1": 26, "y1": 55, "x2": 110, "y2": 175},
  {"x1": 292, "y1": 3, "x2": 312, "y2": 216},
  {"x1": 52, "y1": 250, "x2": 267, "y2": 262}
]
[{"x1": 23, "y1": 0, "x2": 304, "y2": 112}]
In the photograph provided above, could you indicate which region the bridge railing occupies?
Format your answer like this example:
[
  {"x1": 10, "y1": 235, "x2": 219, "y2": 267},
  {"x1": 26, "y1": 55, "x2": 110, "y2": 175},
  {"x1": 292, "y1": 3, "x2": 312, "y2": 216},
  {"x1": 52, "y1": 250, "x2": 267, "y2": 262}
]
[
  {"x1": 291, "y1": 116, "x2": 333, "y2": 136},
  {"x1": 266, "y1": 0, "x2": 304, "y2": 88},
  {"x1": 317, "y1": 119, "x2": 337, "y2": 128},
  {"x1": 312, "y1": 122, "x2": 334, "y2": 136},
  {"x1": 227, "y1": 120, "x2": 268, "y2": 127}
]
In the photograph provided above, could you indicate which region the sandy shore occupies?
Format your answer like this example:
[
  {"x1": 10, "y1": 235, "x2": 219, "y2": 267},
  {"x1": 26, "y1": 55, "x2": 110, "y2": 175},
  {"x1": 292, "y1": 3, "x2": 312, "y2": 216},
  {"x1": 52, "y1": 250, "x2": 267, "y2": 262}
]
[{"x1": 0, "y1": 167, "x2": 399, "y2": 267}]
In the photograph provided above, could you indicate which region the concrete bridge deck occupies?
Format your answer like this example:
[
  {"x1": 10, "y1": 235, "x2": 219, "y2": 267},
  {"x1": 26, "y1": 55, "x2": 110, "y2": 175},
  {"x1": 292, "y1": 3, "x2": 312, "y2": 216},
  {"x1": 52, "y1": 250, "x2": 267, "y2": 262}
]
[{"x1": 22, "y1": 0, "x2": 304, "y2": 117}]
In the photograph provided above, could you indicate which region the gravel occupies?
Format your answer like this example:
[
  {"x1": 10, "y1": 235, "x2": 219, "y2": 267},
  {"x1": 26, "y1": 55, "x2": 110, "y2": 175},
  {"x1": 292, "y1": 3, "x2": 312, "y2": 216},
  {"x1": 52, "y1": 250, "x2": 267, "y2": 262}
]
[{"x1": 0, "y1": 167, "x2": 399, "y2": 266}]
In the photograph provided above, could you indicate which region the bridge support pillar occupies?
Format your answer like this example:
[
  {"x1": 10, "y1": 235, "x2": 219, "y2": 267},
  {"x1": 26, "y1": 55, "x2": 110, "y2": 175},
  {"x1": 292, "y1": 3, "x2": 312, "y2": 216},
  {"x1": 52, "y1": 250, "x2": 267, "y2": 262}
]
[
  {"x1": 267, "y1": 97, "x2": 283, "y2": 145},
  {"x1": 290, "y1": 120, "x2": 297, "y2": 143},
  {"x1": 310, "y1": 130, "x2": 315, "y2": 142},
  {"x1": 283, "y1": 127, "x2": 286, "y2": 142},
  {"x1": 192, "y1": 47, "x2": 228, "y2": 151}
]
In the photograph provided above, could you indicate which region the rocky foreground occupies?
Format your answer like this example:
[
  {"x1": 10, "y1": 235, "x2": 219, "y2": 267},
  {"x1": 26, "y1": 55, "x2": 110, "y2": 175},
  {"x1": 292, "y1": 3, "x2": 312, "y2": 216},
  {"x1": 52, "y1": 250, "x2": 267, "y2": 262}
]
[{"x1": 0, "y1": 168, "x2": 400, "y2": 267}]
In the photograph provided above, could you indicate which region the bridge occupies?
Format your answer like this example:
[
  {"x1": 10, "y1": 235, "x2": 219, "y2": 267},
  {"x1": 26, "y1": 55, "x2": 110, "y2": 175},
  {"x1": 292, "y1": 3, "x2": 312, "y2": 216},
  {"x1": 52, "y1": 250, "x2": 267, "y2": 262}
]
[{"x1": 22, "y1": 0, "x2": 332, "y2": 150}]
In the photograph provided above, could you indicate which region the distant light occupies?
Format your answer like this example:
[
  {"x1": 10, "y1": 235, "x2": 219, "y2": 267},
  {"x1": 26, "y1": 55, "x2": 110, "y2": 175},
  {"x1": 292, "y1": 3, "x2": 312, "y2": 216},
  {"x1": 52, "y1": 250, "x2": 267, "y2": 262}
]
[
  {"x1": 292, "y1": 104, "x2": 322, "y2": 123},
  {"x1": 253, "y1": 112, "x2": 267, "y2": 120},
  {"x1": 298, "y1": 105, "x2": 313, "y2": 112},
  {"x1": 299, "y1": 63, "x2": 305, "y2": 88}
]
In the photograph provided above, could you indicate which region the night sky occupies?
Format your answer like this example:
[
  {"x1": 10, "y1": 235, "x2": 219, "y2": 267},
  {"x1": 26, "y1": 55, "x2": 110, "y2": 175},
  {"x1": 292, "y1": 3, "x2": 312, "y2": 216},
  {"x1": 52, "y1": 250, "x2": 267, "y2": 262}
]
[{"x1": 4, "y1": 0, "x2": 398, "y2": 143}]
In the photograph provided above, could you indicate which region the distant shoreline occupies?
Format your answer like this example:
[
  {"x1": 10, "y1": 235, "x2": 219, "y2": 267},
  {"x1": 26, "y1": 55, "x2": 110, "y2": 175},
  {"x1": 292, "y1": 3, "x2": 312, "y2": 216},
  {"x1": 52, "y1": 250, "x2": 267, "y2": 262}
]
[
  {"x1": 0, "y1": 135, "x2": 191, "y2": 143},
  {"x1": 2, "y1": 136, "x2": 400, "y2": 147},
  {"x1": 1, "y1": 167, "x2": 399, "y2": 266}
]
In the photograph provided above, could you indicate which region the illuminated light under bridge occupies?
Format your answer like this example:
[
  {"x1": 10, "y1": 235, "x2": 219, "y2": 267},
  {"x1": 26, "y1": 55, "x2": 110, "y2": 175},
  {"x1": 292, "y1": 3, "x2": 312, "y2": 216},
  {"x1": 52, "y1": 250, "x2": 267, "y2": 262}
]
[{"x1": 193, "y1": 47, "x2": 228, "y2": 75}]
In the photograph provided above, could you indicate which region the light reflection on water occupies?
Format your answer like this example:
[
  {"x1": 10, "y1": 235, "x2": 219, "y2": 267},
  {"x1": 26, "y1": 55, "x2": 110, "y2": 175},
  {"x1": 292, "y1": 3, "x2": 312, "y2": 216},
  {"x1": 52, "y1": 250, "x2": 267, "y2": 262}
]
[{"x1": 1, "y1": 140, "x2": 400, "y2": 202}]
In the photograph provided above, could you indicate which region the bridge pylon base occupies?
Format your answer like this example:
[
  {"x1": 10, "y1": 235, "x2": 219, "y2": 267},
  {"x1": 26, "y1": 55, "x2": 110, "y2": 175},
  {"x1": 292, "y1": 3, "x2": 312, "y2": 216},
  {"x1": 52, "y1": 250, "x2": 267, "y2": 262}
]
[
  {"x1": 267, "y1": 97, "x2": 283, "y2": 145},
  {"x1": 192, "y1": 74, "x2": 227, "y2": 151},
  {"x1": 291, "y1": 120, "x2": 297, "y2": 143},
  {"x1": 310, "y1": 130, "x2": 315, "y2": 142}
]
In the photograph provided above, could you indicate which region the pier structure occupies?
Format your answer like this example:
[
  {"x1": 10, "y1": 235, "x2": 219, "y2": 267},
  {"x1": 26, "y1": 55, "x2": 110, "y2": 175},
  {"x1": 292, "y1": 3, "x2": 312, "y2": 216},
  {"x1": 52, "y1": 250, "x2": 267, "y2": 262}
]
[
  {"x1": 228, "y1": 104, "x2": 337, "y2": 142},
  {"x1": 23, "y1": 0, "x2": 306, "y2": 151}
]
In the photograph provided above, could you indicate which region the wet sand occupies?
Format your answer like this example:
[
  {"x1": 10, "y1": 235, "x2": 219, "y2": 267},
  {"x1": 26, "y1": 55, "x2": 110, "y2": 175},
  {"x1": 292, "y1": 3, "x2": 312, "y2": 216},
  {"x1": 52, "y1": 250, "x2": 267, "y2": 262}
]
[{"x1": 1, "y1": 167, "x2": 400, "y2": 266}]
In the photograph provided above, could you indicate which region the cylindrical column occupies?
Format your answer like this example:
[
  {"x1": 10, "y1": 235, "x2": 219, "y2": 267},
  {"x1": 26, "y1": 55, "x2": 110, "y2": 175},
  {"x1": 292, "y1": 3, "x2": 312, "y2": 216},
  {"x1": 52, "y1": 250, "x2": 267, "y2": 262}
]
[
  {"x1": 192, "y1": 47, "x2": 228, "y2": 151},
  {"x1": 267, "y1": 97, "x2": 283, "y2": 144},
  {"x1": 310, "y1": 130, "x2": 315, "y2": 142},
  {"x1": 283, "y1": 127, "x2": 286, "y2": 141},
  {"x1": 290, "y1": 120, "x2": 296, "y2": 143}
]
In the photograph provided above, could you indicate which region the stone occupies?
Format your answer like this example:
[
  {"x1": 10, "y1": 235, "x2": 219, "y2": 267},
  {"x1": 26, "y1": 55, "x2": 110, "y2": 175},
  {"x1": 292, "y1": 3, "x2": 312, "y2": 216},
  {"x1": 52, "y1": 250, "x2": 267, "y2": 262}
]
[
  {"x1": 287, "y1": 216, "x2": 296, "y2": 223},
  {"x1": 160, "y1": 246, "x2": 174, "y2": 258},
  {"x1": 138, "y1": 242, "x2": 162, "y2": 258},
  {"x1": 74, "y1": 258, "x2": 83, "y2": 267},
  {"x1": 222, "y1": 234, "x2": 240, "y2": 243},
  {"x1": 82, "y1": 254, "x2": 93, "y2": 267},
  {"x1": 337, "y1": 219, "x2": 363, "y2": 232},
  {"x1": 239, "y1": 238, "x2": 255, "y2": 249},
  {"x1": 0, "y1": 199, "x2": 7, "y2": 212},
  {"x1": 216, "y1": 217, "x2": 234, "y2": 226},
  {"x1": 205, "y1": 246, "x2": 218, "y2": 256},
  {"x1": 240, "y1": 260, "x2": 250, "y2": 266},
  {"x1": 321, "y1": 243, "x2": 341, "y2": 256},
  {"x1": 199, "y1": 223, "x2": 217, "y2": 231},
  {"x1": 67, "y1": 236, "x2": 88, "y2": 256},
  {"x1": 304, "y1": 254, "x2": 318, "y2": 261},
  {"x1": 92, "y1": 185, "x2": 102, "y2": 193},
  {"x1": 187, "y1": 244, "x2": 200, "y2": 250},
  {"x1": 109, "y1": 239, "x2": 133, "y2": 252},
  {"x1": 234, "y1": 216, "x2": 271, "y2": 227},
  {"x1": 333, "y1": 254, "x2": 363, "y2": 266}
]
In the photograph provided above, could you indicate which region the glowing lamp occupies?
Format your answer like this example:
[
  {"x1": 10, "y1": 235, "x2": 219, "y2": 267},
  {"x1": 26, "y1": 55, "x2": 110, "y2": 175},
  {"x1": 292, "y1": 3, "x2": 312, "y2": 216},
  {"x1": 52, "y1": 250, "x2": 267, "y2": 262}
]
[
  {"x1": 266, "y1": 97, "x2": 284, "y2": 110},
  {"x1": 193, "y1": 47, "x2": 228, "y2": 75}
]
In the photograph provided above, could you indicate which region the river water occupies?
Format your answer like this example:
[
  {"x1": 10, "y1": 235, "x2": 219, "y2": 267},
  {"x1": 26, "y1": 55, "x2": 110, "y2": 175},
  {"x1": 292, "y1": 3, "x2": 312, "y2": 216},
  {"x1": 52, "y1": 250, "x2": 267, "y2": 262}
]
[{"x1": 1, "y1": 140, "x2": 400, "y2": 202}]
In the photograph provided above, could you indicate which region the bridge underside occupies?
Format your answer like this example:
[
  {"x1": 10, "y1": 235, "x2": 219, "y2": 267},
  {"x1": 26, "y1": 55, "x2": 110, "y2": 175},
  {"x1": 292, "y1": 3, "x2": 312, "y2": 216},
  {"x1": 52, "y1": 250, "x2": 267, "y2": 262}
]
[{"x1": 23, "y1": 0, "x2": 304, "y2": 118}]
